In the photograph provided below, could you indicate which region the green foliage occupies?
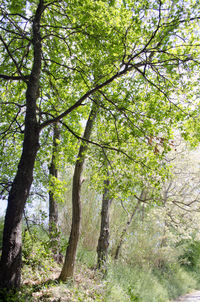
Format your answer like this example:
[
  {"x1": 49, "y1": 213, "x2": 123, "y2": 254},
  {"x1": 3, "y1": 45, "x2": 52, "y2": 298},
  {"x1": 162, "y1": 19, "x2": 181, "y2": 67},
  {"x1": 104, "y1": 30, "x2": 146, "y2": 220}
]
[
  {"x1": 0, "y1": 287, "x2": 34, "y2": 302},
  {"x1": 179, "y1": 240, "x2": 200, "y2": 271},
  {"x1": 105, "y1": 284, "x2": 131, "y2": 302},
  {"x1": 105, "y1": 261, "x2": 198, "y2": 302},
  {"x1": 8, "y1": 0, "x2": 26, "y2": 14},
  {"x1": 77, "y1": 247, "x2": 97, "y2": 269},
  {"x1": 106, "y1": 263, "x2": 168, "y2": 302},
  {"x1": 1, "y1": 0, "x2": 199, "y2": 208},
  {"x1": 22, "y1": 226, "x2": 53, "y2": 274},
  {"x1": 1, "y1": 0, "x2": 200, "y2": 296},
  {"x1": 154, "y1": 263, "x2": 197, "y2": 300},
  {"x1": 48, "y1": 176, "x2": 67, "y2": 204},
  {"x1": 1, "y1": 233, "x2": 199, "y2": 301}
]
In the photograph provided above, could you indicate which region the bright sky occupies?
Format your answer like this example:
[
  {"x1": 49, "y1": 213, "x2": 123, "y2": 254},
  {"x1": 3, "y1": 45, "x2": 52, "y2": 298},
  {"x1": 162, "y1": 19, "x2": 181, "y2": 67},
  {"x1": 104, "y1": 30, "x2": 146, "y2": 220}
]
[{"x1": 0, "y1": 199, "x2": 7, "y2": 217}]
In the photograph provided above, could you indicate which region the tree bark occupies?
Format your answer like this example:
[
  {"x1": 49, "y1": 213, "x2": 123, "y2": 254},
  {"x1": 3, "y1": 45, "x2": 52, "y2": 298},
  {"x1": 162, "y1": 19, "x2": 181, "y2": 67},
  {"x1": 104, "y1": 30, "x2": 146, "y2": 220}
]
[
  {"x1": 0, "y1": 0, "x2": 44, "y2": 288},
  {"x1": 97, "y1": 174, "x2": 112, "y2": 270},
  {"x1": 49, "y1": 123, "x2": 61, "y2": 261},
  {"x1": 59, "y1": 103, "x2": 98, "y2": 281}
]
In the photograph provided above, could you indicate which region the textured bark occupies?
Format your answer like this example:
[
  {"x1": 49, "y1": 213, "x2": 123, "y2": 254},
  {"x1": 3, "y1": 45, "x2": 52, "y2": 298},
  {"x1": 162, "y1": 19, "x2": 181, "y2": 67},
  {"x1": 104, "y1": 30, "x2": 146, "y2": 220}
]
[
  {"x1": 0, "y1": 0, "x2": 44, "y2": 288},
  {"x1": 59, "y1": 104, "x2": 98, "y2": 281},
  {"x1": 49, "y1": 123, "x2": 61, "y2": 261},
  {"x1": 97, "y1": 176, "x2": 112, "y2": 270}
]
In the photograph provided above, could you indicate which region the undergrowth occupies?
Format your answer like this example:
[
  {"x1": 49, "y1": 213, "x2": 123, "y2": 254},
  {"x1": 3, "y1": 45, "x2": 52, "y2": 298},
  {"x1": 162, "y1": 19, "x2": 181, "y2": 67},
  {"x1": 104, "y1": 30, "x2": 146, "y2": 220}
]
[
  {"x1": 2, "y1": 256, "x2": 198, "y2": 302},
  {"x1": 1, "y1": 227, "x2": 200, "y2": 302},
  {"x1": 104, "y1": 259, "x2": 199, "y2": 302}
]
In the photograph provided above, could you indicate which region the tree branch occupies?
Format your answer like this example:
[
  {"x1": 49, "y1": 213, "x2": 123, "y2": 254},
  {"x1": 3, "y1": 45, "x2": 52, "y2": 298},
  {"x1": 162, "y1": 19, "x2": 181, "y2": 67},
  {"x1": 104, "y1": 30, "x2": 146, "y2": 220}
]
[{"x1": 0, "y1": 74, "x2": 29, "y2": 80}]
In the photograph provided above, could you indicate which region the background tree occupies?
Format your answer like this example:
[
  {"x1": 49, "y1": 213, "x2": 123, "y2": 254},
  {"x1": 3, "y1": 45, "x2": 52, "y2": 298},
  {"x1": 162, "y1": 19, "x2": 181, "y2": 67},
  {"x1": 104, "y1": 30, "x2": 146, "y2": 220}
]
[
  {"x1": 49, "y1": 123, "x2": 61, "y2": 261},
  {"x1": 97, "y1": 169, "x2": 113, "y2": 270},
  {"x1": 59, "y1": 103, "x2": 98, "y2": 281}
]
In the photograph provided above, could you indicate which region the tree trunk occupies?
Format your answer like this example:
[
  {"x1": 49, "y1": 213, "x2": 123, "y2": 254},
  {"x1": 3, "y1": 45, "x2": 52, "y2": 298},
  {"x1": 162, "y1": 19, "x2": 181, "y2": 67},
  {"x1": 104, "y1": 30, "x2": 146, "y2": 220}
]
[
  {"x1": 97, "y1": 174, "x2": 112, "y2": 271},
  {"x1": 59, "y1": 103, "x2": 98, "y2": 281},
  {"x1": 114, "y1": 190, "x2": 146, "y2": 260},
  {"x1": 114, "y1": 201, "x2": 139, "y2": 260},
  {"x1": 49, "y1": 123, "x2": 61, "y2": 261},
  {"x1": 0, "y1": 0, "x2": 43, "y2": 288}
]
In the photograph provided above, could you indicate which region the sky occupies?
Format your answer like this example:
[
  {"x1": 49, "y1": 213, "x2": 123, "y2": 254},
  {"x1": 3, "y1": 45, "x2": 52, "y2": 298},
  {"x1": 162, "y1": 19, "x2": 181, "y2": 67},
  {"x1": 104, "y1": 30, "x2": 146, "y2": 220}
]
[{"x1": 0, "y1": 199, "x2": 7, "y2": 217}]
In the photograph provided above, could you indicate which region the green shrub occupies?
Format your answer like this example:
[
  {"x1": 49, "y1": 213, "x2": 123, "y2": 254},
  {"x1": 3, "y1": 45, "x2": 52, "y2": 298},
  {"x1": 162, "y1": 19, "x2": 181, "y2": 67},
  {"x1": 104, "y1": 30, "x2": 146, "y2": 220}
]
[
  {"x1": 105, "y1": 284, "x2": 131, "y2": 302},
  {"x1": 154, "y1": 263, "x2": 197, "y2": 300},
  {"x1": 21, "y1": 226, "x2": 56, "y2": 283},
  {"x1": 179, "y1": 240, "x2": 200, "y2": 272},
  {"x1": 105, "y1": 263, "x2": 169, "y2": 302},
  {"x1": 104, "y1": 260, "x2": 199, "y2": 302},
  {"x1": 0, "y1": 287, "x2": 33, "y2": 302},
  {"x1": 22, "y1": 227, "x2": 52, "y2": 267},
  {"x1": 77, "y1": 246, "x2": 97, "y2": 268}
]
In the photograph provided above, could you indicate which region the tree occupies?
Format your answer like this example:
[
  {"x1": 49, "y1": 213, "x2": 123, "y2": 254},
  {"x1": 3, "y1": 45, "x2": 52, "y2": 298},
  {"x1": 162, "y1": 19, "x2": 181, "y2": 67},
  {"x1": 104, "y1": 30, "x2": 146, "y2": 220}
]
[
  {"x1": 97, "y1": 170, "x2": 112, "y2": 270},
  {"x1": 161, "y1": 138, "x2": 200, "y2": 238},
  {"x1": 114, "y1": 198, "x2": 141, "y2": 260},
  {"x1": 0, "y1": 0, "x2": 130, "y2": 287},
  {"x1": 49, "y1": 123, "x2": 61, "y2": 261},
  {"x1": 0, "y1": 0, "x2": 199, "y2": 288},
  {"x1": 59, "y1": 103, "x2": 98, "y2": 281},
  {"x1": 0, "y1": 0, "x2": 44, "y2": 288}
]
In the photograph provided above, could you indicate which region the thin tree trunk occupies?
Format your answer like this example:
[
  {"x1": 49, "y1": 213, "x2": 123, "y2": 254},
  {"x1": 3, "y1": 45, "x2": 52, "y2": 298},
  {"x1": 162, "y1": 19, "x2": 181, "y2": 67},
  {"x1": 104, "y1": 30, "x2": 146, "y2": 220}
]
[
  {"x1": 114, "y1": 190, "x2": 146, "y2": 260},
  {"x1": 59, "y1": 103, "x2": 98, "y2": 281},
  {"x1": 49, "y1": 123, "x2": 61, "y2": 261},
  {"x1": 0, "y1": 0, "x2": 44, "y2": 288},
  {"x1": 97, "y1": 174, "x2": 112, "y2": 270},
  {"x1": 114, "y1": 201, "x2": 139, "y2": 260}
]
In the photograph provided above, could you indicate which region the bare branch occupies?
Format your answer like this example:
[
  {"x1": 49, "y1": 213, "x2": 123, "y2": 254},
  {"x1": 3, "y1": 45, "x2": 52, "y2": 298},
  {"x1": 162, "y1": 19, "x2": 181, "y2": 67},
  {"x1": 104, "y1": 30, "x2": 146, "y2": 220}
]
[{"x1": 0, "y1": 35, "x2": 28, "y2": 81}]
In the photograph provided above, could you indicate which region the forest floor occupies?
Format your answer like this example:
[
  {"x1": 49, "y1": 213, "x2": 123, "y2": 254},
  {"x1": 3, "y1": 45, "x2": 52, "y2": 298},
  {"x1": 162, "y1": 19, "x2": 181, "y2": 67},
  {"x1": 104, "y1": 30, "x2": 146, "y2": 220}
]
[
  {"x1": 5, "y1": 258, "x2": 199, "y2": 301},
  {"x1": 21, "y1": 263, "x2": 105, "y2": 301}
]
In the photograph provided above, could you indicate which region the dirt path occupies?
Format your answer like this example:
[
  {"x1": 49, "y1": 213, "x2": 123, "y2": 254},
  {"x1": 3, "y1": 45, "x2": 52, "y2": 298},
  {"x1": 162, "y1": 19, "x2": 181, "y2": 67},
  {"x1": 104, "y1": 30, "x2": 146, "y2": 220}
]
[{"x1": 173, "y1": 291, "x2": 200, "y2": 301}]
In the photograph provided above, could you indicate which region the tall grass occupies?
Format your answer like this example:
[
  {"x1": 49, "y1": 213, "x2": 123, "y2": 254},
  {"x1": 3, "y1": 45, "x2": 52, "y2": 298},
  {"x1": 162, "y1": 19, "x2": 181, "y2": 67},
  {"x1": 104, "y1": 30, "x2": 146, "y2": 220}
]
[
  {"x1": 105, "y1": 263, "x2": 168, "y2": 302},
  {"x1": 103, "y1": 261, "x2": 198, "y2": 302}
]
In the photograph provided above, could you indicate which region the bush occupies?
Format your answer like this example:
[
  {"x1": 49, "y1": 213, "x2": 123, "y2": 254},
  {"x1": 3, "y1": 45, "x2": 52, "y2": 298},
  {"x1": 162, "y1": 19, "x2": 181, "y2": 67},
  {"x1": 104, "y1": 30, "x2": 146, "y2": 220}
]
[
  {"x1": 105, "y1": 284, "x2": 131, "y2": 302},
  {"x1": 22, "y1": 227, "x2": 51, "y2": 266},
  {"x1": 77, "y1": 246, "x2": 97, "y2": 268},
  {"x1": 105, "y1": 263, "x2": 169, "y2": 302},
  {"x1": 104, "y1": 260, "x2": 198, "y2": 302},
  {"x1": 179, "y1": 240, "x2": 200, "y2": 272},
  {"x1": 22, "y1": 226, "x2": 56, "y2": 283},
  {"x1": 153, "y1": 263, "x2": 197, "y2": 300}
]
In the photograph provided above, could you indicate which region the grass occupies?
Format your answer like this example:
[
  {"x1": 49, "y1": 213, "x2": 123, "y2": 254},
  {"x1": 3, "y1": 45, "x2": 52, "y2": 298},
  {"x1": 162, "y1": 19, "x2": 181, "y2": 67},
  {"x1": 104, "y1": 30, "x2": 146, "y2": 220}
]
[
  {"x1": 3, "y1": 259, "x2": 197, "y2": 302},
  {"x1": 155, "y1": 265, "x2": 198, "y2": 300},
  {"x1": 105, "y1": 263, "x2": 169, "y2": 302},
  {"x1": 1, "y1": 242, "x2": 200, "y2": 302},
  {"x1": 1, "y1": 261, "x2": 105, "y2": 302}
]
